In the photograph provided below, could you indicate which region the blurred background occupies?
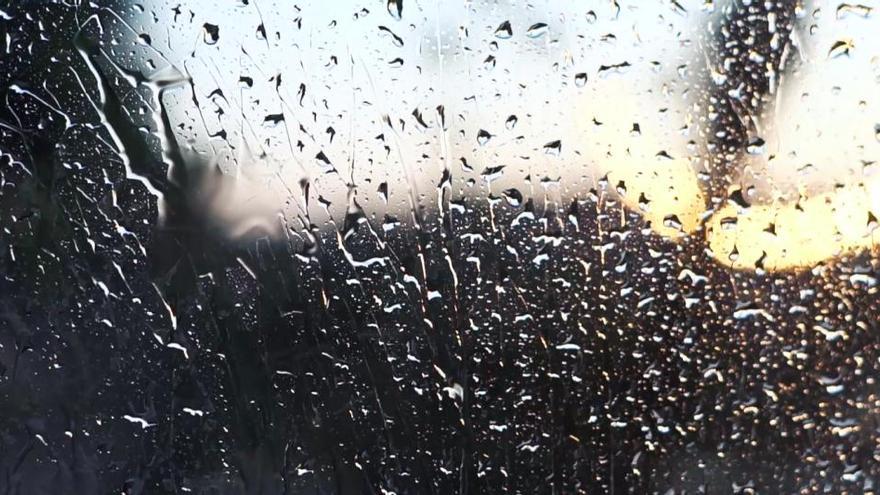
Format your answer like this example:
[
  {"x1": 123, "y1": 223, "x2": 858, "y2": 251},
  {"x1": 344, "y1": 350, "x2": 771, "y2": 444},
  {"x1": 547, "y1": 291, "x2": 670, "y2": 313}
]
[{"x1": 2, "y1": 0, "x2": 880, "y2": 493}]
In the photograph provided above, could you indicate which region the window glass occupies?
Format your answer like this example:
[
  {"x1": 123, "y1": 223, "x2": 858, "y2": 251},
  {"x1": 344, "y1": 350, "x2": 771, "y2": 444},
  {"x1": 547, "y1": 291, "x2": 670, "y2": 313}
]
[{"x1": 1, "y1": 1, "x2": 878, "y2": 493}]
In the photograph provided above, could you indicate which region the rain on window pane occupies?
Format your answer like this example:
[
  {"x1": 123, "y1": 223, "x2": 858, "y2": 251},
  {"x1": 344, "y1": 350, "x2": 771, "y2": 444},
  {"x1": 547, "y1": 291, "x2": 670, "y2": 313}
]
[{"x1": 1, "y1": 1, "x2": 879, "y2": 493}]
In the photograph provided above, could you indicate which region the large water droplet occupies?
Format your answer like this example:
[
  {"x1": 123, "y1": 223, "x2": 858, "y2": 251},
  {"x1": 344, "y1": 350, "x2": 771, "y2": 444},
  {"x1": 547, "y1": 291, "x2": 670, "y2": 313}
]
[
  {"x1": 526, "y1": 22, "x2": 548, "y2": 38},
  {"x1": 495, "y1": 21, "x2": 513, "y2": 39},
  {"x1": 387, "y1": 0, "x2": 403, "y2": 20},
  {"x1": 202, "y1": 23, "x2": 220, "y2": 44}
]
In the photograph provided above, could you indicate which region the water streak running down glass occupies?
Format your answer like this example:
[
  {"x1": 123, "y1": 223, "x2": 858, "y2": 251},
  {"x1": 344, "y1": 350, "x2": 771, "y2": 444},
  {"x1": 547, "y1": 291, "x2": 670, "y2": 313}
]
[{"x1": 1, "y1": 1, "x2": 879, "y2": 493}]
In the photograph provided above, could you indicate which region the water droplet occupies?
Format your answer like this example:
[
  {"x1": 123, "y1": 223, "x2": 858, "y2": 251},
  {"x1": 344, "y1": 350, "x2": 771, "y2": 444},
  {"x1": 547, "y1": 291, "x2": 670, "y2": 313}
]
[
  {"x1": 481, "y1": 165, "x2": 505, "y2": 183},
  {"x1": 494, "y1": 21, "x2": 512, "y2": 39},
  {"x1": 526, "y1": 23, "x2": 548, "y2": 38},
  {"x1": 502, "y1": 188, "x2": 523, "y2": 207},
  {"x1": 477, "y1": 129, "x2": 492, "y2": 146},
  {"x1": 746, "y1": 137, "x2": 766, "y2": 155},
  {"x1": 543, "y1": 140, "x2": 562, "y2": 156},
  {"x1": 828, "y1": 39, "x2": 854, "y2": 58},
  {"x1": 598, "y1": 61, "x2": 631, "y2": 75},
  {"x1": 202, "y1": 23, "x2": 220, "y2": 45},
  {"x1": 378, "y1": 26, "x2": 404, "y2": 47},
  {"x1": 263, "y1": 113, "x2": 284, "y2": 126},
  {"x1": 630, "y1": 123, "x2": 641, "y2": 136},
  {"x1": 387, "y1": 0, "x2": 403, "y2": 20},
  {"x1": 836, "y1": 3, "x2": 872, "y2": 19}
]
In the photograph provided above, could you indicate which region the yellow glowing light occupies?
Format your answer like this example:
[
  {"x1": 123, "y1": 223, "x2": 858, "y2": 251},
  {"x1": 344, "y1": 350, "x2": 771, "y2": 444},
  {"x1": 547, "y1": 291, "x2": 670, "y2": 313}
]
[{"x1": 706, "y1": 180, "x2": 880, "y2": 270}]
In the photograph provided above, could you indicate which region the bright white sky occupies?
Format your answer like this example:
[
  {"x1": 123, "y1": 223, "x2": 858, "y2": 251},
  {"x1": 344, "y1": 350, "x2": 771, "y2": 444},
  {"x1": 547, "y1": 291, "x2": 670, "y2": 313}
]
[{"x1": 128, "y1": 0, "x2": 880, "y2": 269}]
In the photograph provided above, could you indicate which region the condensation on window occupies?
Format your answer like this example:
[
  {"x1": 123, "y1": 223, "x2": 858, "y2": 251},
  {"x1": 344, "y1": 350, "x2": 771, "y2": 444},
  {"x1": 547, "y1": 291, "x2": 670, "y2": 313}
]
[{"x1": 1, "y1": 1, "x2": 879, "y2": 493}]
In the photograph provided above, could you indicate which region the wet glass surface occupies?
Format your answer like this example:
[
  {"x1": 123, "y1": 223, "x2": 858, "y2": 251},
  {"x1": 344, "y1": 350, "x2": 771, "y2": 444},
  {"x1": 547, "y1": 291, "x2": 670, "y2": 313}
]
[{"x1": 1, "y1": 0, "x2": 880, "y2": 493}]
